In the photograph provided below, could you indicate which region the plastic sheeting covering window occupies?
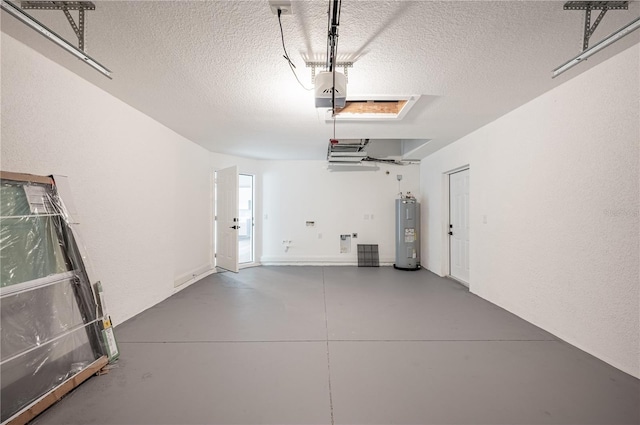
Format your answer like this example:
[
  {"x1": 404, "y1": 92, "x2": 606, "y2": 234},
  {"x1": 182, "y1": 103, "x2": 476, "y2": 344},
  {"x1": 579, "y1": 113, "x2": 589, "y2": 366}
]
[{"x1": 0, "y1": 178, "x2": 105, "y2": 423}]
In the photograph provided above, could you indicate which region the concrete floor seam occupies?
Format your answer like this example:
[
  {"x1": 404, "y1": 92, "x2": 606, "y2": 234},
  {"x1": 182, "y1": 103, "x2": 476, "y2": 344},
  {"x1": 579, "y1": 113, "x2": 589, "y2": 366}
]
[
  {"x1": 116, "y1": 339, "x2": 558, "y2": 344},
  {"x1": 117, "y1": 340, "x2": 327, "y2": 344},
  {"x1": 329, "y1": 338, "x2": 559, "y2": 343},
  {"x1": 322, "y1": 267, "x2": 335, "y2": 425}
]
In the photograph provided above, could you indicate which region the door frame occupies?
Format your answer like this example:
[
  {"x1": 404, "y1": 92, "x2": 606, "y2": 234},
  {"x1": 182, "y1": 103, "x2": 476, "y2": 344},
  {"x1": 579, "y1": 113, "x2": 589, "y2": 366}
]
[
  {"x1": 238, "y1": 173, "x2": 256, "y2": 268},
  {"x1": 441, "y1": 165, "x2": 470, "y2": 286}
]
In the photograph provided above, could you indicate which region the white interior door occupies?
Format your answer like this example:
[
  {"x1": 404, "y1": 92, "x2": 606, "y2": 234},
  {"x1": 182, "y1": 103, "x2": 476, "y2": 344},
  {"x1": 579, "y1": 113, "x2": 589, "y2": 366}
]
[
  {"x1": 449, "y1": 169, "x2": 470, "y2": 284},
  {"x1": 216, "y1": 165, "x2": 239, "y2": 273}
]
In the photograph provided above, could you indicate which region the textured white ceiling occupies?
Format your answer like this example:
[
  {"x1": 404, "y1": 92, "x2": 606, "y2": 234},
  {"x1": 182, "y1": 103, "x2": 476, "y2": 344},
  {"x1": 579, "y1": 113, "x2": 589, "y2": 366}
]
[{"x1": 2, "y1": 0, "x2": 639, "y2": 159}]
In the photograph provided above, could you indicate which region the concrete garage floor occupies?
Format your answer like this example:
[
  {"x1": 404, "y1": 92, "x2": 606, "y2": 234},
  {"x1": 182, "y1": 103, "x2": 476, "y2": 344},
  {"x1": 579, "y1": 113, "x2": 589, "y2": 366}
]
[{"x1": 33, "y1": 267, "x2": 639, "y2": 425}]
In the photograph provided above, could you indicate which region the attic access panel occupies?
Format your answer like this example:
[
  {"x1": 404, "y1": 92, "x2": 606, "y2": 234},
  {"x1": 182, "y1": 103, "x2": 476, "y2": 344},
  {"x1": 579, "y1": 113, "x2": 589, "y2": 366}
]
[
  {"x1": 326, "y1": 95, "x2": 420, "y2": 121},
  {"x1": 337, "y1": 100, "x2": 407, "y2": 114}
]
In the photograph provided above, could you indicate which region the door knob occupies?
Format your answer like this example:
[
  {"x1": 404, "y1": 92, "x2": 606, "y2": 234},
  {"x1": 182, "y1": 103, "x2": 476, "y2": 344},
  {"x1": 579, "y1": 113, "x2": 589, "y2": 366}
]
[
  {"x1": 448, "y1": 231, "x2": 453, "y2": 236},
  {"x1": 231, "y1": 225, "x2": 240, "y2": 229}
]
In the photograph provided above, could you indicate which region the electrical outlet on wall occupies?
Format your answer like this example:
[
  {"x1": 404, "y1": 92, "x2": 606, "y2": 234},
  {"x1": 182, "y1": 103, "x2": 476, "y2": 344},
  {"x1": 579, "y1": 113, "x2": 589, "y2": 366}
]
[{"x1": 283, "y1": 240, "x2": 292, "y2": 252}]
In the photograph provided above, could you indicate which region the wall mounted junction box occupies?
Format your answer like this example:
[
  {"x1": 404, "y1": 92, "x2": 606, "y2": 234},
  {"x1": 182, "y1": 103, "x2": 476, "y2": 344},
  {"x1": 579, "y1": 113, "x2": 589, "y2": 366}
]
[{"x1": 269, "y1": 1, "x2": 293, "y2": 15}]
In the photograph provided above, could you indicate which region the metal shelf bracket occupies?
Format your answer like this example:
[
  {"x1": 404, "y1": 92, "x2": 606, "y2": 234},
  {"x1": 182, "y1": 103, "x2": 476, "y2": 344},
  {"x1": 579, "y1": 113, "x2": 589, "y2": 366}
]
[
  {"x1": 563, "y1": 1, "x2": 629, "y2": 50},
  {"x1": 306, "y1": 61, "x2": 353, "y2": 83},
  {"x1": 21, "y1": 1, "x2": 95, "y2": 51}
]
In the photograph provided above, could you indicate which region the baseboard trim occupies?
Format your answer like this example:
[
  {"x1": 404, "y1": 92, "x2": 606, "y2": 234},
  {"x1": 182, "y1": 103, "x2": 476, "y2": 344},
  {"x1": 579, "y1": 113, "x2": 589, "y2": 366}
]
[
  {"x1": 173, "y1": 267, "x2": 215, "y2": 289},
  {"x1": 174, "y1": 264, "x2": 214, "y2": 288},
  {"x1": 260, "y1": 261, "x2": 395, "y2": 267},
  {"x1": 260, "y1": 255, "x2": 395, "y2": 266}
]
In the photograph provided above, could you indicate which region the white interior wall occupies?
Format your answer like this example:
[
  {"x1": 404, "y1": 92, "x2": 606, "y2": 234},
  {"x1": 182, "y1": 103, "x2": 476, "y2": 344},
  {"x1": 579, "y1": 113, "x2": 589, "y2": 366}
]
[
  {"x1": 420, "y1": 44, "x2": 639, "y2": 377},
  {"x1": 261, "y1": 161, "x2": 420, "y2": 264},
  {"x1": 172, "y1": 146, "x2": 216, "y2": 286},
  {"x1": 1, "y1": 34, "x2": 214, "y2": 325}
]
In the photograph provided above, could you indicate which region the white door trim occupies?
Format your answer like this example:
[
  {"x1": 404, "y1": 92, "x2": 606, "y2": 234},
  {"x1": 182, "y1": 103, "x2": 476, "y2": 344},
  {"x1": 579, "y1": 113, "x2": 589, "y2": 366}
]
[{"x1": 238, "y1": 173, "x2": 256, "y2": 266}]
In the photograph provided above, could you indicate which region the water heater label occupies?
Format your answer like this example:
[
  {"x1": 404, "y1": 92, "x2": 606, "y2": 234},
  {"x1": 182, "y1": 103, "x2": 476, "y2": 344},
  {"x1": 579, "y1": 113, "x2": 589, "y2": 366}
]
[{"x1": 404, "y1": 228, "x2": 415, "y2": 243}]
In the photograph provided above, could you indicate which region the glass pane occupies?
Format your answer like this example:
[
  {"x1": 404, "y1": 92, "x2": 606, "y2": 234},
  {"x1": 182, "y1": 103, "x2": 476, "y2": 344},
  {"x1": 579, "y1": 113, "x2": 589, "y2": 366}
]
[
  {"x1": 0, "y1": 183, "x2": 72, "y2": 287},
  {"x1": 1, "y1": 324, "x2": 100, "y2": 422},
  {"x1": 238, "y1": 175, "x2": 253, "y2": 264},
  {"x1": 1, "y1": 277, "x2": 89, "y2": 360}
]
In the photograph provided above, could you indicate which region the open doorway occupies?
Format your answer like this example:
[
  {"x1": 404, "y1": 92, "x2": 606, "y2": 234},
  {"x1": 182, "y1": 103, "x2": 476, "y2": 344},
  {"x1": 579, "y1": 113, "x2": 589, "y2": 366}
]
[
  {"x1": 238, "y1": 174, "x2": 254, "y2": 264},
  {"x1": 214, "y1": 169, "x2": 255, "y2": 271}
]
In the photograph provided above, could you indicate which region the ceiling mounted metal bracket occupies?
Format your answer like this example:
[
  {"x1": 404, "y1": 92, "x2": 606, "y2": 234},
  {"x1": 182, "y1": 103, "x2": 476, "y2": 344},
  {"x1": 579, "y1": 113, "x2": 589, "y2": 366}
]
[
  {"x1": 563, "y1": 1, "x2": 628, "y2": 50},
  {"x1": 306, "y1": 61, "x2": 353, "y2": 82},
  {"x1": 1, "y1": 0, "x2": 111, "y2": 77},
  {"x1": 21, "y1": 1, "x2": 95, "y2": 51},
  {"x1": 553, "y1": 2, "x2": 638, "y2": 78}
]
